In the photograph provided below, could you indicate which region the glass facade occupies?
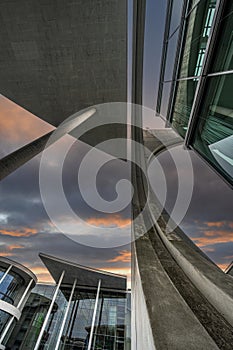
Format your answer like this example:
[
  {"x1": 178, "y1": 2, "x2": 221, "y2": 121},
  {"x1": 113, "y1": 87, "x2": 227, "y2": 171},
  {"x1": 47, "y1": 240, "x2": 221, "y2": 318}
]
[
  {"x1": 7, "y1": 284, "x2": 128, "y2": 350},
  {"x1": 0, "y1": 270, "x2": 24, "y2": 305},
  {"x1": 157, "y1": 0, "x2": 233, "y2": 185},
  {"x1": 193, "y1": 74, "x2": 233, "y2": 183},
  {"x1": 0, "y1": 310, "x2": 11, "y2": 334}
]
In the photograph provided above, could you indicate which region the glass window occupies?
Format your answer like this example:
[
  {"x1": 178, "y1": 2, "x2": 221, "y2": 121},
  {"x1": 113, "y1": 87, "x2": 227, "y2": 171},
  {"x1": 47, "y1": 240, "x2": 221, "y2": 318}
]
[
  {"x1": 193, "y1": 74, "x2": 233, "y2": 184},
  {"x1": 164, "y1": 30, "x2": 179, "y2": 81},
  {"x1": 0, "y1": 310, "x2": 11, "y2": 334},
  {"x1": 172, "y1": 78, "x2": 199, "y2": 138},
  {"x1": 179, "y1": 0, "x2": 216, "y2": 78},
  {"x1": 169, "y1": 0, "x2": 184, "y2": 36},
  {"x1": 0, "y1": 270, "x2": 24, "y2": 305},
  {"x1": 161, "y1": 82, "x2": 172, "y2": 119},
  {"x1": 210, "y1": 5, "x2": 233, "y2": 73},
  {"x1": 7, "y1": 286, "x2": 127, "y2": 350}
]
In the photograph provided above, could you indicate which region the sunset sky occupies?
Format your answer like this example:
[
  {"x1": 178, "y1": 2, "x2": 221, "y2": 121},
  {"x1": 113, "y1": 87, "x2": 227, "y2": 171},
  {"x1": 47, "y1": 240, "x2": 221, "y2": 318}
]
[
  {"x1": 0, "y1": 0, "x2": 232, "y2": 286},
  {"x1": 0, "y1": 95, "x2": 131, "y2": 284}
]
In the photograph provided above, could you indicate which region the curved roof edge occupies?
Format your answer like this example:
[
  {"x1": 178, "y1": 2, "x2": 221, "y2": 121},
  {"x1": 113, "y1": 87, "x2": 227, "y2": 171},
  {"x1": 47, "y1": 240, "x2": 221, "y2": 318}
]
[{"x1": 0, "y1": 256, "x2": 37, "y2": 284}]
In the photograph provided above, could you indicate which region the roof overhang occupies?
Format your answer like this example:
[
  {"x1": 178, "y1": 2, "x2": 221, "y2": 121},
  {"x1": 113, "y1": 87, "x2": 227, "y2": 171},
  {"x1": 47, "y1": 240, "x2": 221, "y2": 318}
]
[{"x1": 39, "y1": 253, "x2": 127, "y2": 291}]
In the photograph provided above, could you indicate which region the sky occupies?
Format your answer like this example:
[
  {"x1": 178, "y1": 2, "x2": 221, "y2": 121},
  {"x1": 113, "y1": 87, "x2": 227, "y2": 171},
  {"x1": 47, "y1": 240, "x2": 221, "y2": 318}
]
[
  {"x1": 0, "y1": 0, "x2": 232, "y2": 288},
  {"x1": 0, "y1": 95, "x2": 131, "y2": 285}
]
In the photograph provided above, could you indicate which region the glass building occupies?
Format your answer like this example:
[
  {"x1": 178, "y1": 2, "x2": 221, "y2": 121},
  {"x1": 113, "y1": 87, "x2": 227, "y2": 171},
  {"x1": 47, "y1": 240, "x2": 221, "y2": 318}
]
[
  {"x1": 0, "y1": 254, "x2": 130, "y2": 350},
  {"x1": 156, "y1": 0, "x2": 233, "y2": 185},
  {"x1": 0, "y1": 257, "x2": 37, "y2": 350}
]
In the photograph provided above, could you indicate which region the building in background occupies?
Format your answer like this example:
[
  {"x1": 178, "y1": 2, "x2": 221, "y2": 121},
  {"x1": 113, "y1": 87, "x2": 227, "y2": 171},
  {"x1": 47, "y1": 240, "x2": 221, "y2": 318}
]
[
  {"x1": 156, "y1": 0, "x2": 233, "y2": 185},
  {"x1": 0, "y1": 254, "x2": 130, "y2": 350},
  {"x1": 0, "y1": 258, "x2": 37, "y2": 350}
]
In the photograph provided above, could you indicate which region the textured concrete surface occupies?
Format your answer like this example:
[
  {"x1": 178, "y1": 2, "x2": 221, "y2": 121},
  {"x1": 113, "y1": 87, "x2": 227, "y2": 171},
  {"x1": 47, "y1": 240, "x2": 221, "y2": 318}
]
[
  {"x1": 0, "y1": 0, "x2": 127, "y2": 126},
  {"x1": 0, "y1": 131, "x2": 52, "y2": 181},
  {"x1": 132, "y1": 128, "x2": 233, "y2": 349}
]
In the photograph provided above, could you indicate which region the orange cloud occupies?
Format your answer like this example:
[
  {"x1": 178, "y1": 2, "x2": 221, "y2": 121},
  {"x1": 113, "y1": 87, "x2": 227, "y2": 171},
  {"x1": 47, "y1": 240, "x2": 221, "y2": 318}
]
[
  {"x1": 8, "y1": 244, "x2": 24, "y2": 250},
  {"x1": 0, "y1": 244, "x2": 24, "y2": 258},
  {"x1": 86, "y1": 215, "x2": 131, "y2": 228},
  {"x1": 192, "y1": 229, "x2": 233, "y2": 247},
  {"x1": 205, "y1": 221, "x2": 225, "y2": 228},
  {"x1": 29, "y1": 266, "x2": 54, "y2": 283},
  {"x1": 0, "y1": 95, "x2": 54, "y2": 148},
  {"x1": 108, "y1": 250, "x2": 131, "y2": 263},
  {"x1": 0, "y1": 227, "x2": 37, "y2": 237},
  {"x1": 217, "y1": 263, "x2": 229, "y2": 272}
]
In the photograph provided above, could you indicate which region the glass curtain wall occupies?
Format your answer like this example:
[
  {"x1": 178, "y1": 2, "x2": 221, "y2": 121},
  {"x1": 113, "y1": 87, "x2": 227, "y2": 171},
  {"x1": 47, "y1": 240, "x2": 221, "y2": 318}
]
[
  {"x1": 192, "y1": 1, "x2": 233, "y2": 184},
  {"x1": 171, "y1": 0, "x2": 217, "y2": 137},
  {"x1": 0, "y1": 269, "x2": 24, "y2": 305},
  {"x1": 7, "y1": 284, "x2": 127, "y2": 350}
]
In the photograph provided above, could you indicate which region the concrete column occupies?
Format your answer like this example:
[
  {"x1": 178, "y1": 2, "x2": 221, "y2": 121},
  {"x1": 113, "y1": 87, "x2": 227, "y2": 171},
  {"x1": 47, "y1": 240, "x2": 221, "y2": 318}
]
[{"x1": 0, "y1": 131, "x2": 53, "y2": 181}]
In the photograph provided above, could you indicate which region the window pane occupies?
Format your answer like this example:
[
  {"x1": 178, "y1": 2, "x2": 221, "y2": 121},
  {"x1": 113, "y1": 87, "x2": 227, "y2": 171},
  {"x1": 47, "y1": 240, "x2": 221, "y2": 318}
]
[
  {"x1": 172, "y1": 78, "x2": 199, "y2": 138},
  {"x1": 164, "y1": 30, "x2": 179, "y2": 81},
  {"x1": 179, "y1": 0, "x2": 216, "y2": 78},
  {"x1": 160, "y1": 82, "x2": 172, "y2": 119},
  {"x1": 210, "y1": 5, "x2": 233, "y2": 73},
  {"x1": 169, "y1": 0, "x2": 183, "y2": 36},
  {"x1": 193, "y1": 74, "x2": 233, "y2": 184}
]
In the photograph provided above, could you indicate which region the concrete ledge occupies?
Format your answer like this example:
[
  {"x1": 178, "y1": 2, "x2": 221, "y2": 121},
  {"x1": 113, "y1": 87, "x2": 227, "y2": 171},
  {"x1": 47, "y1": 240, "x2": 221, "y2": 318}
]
[
  {"x1": 133, "y1": 232, "x2": 219, "y2": 349},
  {"x1": 146, "y1": 130, "x2": 233, "y2": 327},
  {"x1": 0, "y1": 300, "x2": 21, "y2": 320}
]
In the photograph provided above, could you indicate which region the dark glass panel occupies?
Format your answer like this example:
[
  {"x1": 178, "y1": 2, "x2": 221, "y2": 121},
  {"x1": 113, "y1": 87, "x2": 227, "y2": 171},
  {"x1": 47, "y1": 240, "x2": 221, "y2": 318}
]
[
  {"x1": 210, "y1": 6, "x2": 233, "y2": 73},
  {"x1": 193, "y1": 74, "x2": 233, "y2": 183},
  {"x1": 0, "y1": 310, "x2": 11, "y2": 334},
  {"x1": 172, "y1": 78, "x2": 198, "y2": 137},
  {"x1": 161, "y1": 82, "x2": 172, "y2": 119},
  {"x1": 179, "y1": 0, "x2": 216, "y2": 78},
  {"x1": 164, "y1": 30, "x2": 179, "y2": 81},
  {"x1": 0, "y1": 270, "x2": 24, "y2": 305},
  {"x1": 169, "y1": 0, "x2": 184, "y2": 36}
]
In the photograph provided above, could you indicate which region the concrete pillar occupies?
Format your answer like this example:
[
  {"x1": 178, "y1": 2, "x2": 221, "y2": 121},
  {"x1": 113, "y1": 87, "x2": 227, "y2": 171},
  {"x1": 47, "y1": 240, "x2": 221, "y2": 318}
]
[{"x1": 0, "y1": 131, "x2": 53, "y2": 181}]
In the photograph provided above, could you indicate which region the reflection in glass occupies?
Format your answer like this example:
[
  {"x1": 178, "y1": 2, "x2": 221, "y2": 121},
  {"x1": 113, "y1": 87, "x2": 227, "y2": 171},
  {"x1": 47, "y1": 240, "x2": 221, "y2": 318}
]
[
  {"x1": 169, "y1": 0, "x2": 183, "y2": 36},
  {"x1": 210, "y1": 8, "x2": 233, "y2": 73},
  {"x1": 0, "y1": 310, "x2": 11, "y2": 334},
  {"x1": 164, "y1": 30, "x2": 179, "y2": 81},
  {"x1": 161, "y1": 82, "x2": 172, "y2": 119},
  {"x1": 172, "y1": 79, "x2": 198, "y2": 137},
  {"x1": 0, "y1": 270, "x2": 23, "y2": 305},
  {"x1": 193, "y1": 74, "x2": 233, "y2": 183},
  {"x1": 179, "y1": 0, "x2": 216, "y2": 78},
  {"x1": 7, "y1": 284, "x2": 127, "y2": 350}
]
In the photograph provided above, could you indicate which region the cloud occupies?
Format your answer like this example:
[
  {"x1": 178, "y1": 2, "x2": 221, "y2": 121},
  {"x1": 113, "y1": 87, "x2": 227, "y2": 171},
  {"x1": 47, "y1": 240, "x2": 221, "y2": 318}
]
[
  {"x1": 0, "y1": 95, "x2": 54, "y2": 157},
  {"x1": 0, "y1": 227, "x2": 38, "y2": 237},
  {"x1": 29, "y1": 266, "x2": 54, "y2": 283},
  {"x1": 0, "y1": 243, "x2": 24, "y2": 257},
  {"x1": 108, "y1": 250, "x2": 131, "y2": 263},
  {"x1": 216, "y1": 263, "x2": 229, "y2": 272},
  {"x1": 205, "y1": 221, "x2": 225, "y2": 228},
  {"x1": 86, "y1": 215, "x2": 131, "y2": 228}
]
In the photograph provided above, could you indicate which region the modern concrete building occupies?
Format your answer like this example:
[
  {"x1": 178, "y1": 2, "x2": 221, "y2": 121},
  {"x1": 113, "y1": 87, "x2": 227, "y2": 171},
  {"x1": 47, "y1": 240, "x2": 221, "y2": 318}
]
[
  {"x1": 0, "y1": 0, "x2": 233, "y2": 349},
  {"x1": 131, "y1": 0, "x2": 233, "y2": 349},
  {"x1": 0, "y1": 0, "x2": 127, "y2": 181},
  {"x1": 0, "y1": 254, "x2": 130, "y2": 350}
]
